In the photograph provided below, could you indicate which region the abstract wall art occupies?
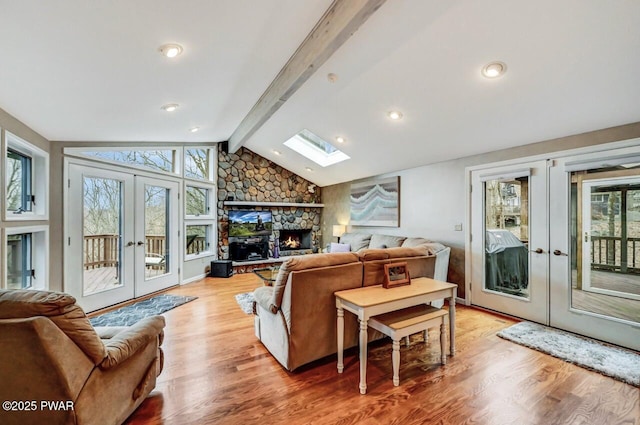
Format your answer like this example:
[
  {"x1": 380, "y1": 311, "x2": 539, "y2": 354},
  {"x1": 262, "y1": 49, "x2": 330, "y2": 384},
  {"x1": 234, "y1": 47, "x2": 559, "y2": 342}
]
[{"x1": 350, "y1": 176, "x2": 400, "y2": 227}]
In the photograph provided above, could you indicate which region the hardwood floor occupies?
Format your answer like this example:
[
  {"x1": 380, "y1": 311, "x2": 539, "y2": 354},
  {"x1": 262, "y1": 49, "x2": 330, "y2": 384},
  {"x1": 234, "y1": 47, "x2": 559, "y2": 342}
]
[{"x1": 125, "y1": 274, "x2": 639, "y2": 425}]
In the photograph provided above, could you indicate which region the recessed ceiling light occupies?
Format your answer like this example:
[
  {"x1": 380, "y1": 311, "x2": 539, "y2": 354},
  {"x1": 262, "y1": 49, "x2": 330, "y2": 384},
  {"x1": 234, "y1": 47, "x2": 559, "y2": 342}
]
[
  {"x1": 159, "y1": 44, "x2": 183, "y2": 58},
  {"x1": 387, "y1": 110, "x2": 403, "y2": 120},
  {"x1": 335, "y1": 136, "x2": 345, "y2": 143},
  {"x1": 161, "y1": 103, "x2": 179, "y2": 112},
  {"x1": 273, "y1": 149, "x2": 281, "y2": 155},
  {"x1": 189, "y1": 126, "x2": 200, "y2": 133},
  {"x1": 305, "y1": 167, "x2": 313, "y2": 172},
  {"x1": 482, "y1": 61, "x2": 507, "y2": 78}
]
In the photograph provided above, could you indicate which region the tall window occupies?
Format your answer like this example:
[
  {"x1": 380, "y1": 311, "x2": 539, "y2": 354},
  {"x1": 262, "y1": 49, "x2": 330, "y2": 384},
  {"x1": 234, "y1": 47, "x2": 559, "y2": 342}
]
[
  {"x1": 3, "y1": 226, "x2": 48, "y2": 291},
  {"x1": 184, "y1": 182, "x2": 215, "y2": 260}
]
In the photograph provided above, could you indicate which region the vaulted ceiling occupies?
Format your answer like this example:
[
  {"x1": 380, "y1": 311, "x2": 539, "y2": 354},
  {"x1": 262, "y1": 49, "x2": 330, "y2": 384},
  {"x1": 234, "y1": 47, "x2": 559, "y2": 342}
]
[{"x1": 1, "y1": 1, "x2": 639, "y2": 186}]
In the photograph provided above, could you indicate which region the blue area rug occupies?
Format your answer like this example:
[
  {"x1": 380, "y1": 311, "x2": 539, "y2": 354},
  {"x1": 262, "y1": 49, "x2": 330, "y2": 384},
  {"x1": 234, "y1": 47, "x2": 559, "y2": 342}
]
[
  {"x1": 235, "y1": 292, "x2": 255, "y2": 315},
  {"x1": 90, "y1": 294, "x2": 197, "y2": 326}
]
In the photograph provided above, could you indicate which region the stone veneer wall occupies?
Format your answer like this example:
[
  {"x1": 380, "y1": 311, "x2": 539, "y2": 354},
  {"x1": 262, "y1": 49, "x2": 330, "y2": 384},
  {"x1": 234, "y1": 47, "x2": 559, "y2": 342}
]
[{"x1": 217, "y1": 145, "x2": 322, "y2": 259}]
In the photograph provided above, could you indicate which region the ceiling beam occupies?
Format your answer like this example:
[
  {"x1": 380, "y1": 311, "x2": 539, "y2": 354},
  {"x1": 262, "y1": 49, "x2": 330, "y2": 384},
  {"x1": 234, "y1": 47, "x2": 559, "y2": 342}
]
[{"x1": 227, "y1": 0, "x2": 387, "y2": 153}]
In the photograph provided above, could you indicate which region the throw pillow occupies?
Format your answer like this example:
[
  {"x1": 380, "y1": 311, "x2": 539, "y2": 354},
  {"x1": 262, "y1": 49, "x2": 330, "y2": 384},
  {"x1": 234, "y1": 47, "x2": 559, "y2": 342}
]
[
  {"x1": 330, "y1": 242, "x2": 351, "y2": 253},
  {"x1": 339, "y1": 233, "x2": 372, "y2": 251}
]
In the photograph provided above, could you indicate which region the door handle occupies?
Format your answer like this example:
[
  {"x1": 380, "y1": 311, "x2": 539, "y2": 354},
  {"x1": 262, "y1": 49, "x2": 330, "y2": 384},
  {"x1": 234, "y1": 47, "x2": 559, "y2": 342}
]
[
  {"x1": 530, "y1": 248, "x2": 544, "y2": 254},
  {"x1": 553, "y1": 249, "x2": 568, "y2": 256},
  {"x1": 137, "y1": 241, "x2": 145, "y2": 246},
  {"x1": 126, "y1": 241, "x2": 135, "y2": 247}
]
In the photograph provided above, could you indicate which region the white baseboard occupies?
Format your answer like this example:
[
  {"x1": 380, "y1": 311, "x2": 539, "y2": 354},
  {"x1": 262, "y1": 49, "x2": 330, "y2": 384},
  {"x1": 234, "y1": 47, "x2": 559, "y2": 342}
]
[{"x1": 182, "y1": 273, "x2": 207, "y2": 285}]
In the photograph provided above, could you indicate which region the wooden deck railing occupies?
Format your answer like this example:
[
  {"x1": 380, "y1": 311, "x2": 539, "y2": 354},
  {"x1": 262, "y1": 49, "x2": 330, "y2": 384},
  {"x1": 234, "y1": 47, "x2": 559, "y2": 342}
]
[
  {"x1": 84, "y1": 234, "x2": 206, "y2": 269},
  {"x1": 591, "y1": 236, "x2": 640, "y2": 274}
]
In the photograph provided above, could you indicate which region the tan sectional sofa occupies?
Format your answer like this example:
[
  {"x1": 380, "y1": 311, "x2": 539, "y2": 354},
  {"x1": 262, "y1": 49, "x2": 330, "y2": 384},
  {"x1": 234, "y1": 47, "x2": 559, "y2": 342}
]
[{"x1": 253, "y1": 235, "x2": 451, "y2": 371}]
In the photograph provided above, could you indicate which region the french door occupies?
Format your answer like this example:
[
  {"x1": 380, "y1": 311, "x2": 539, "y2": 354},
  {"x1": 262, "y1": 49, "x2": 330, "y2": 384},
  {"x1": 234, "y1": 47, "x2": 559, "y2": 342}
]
[
  {"x1": 470, "y1": 161, "x2": 549, "y2": 324},
  {"x1": 65, "y1": 164, "x2": 180, "y2": 312},
  {"x1": 549, "y1": 147, "x2": 640, "y2": 351}
]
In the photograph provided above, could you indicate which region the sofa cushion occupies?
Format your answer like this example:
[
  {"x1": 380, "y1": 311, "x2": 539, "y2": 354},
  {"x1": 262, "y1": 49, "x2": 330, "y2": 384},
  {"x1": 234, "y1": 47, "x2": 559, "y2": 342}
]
[
  {"x1": 417, "y1": 242, "x2": 447, "y2": 255},
  {"x1": 385, "y1": 246, "x2": 431, "y2": 258},
  {"x1": 339, "y1": 233, "x2": 372, "y2": 251},
  {"x1": 369, "y1": 234, "x2": 406, "y2": 249},
  {"x1": 330, "y1": 242, "x2": 351, "y2": 253},
  {"x1": 269, "y1": 252, "x2": 359, "y2": 313},
  {"x1": 357, "y1": 249, "x2": 390, "y2": 261},
  {"x1": 402, "y1": 237, "x2": 432, "y2": 248}
]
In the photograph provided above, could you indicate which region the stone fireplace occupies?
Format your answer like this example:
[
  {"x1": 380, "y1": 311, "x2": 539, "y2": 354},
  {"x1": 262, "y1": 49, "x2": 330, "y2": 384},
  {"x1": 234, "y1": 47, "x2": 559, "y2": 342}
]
[{"x1": 217, "y1": 145, "x2": 322, "y2": 261}]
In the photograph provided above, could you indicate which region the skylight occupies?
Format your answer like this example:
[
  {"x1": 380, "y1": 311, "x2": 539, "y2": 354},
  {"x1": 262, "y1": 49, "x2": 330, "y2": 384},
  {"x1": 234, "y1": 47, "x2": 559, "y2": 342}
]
[{"x1": 284, "y1": 129, "x2": 350, "y2": 167}]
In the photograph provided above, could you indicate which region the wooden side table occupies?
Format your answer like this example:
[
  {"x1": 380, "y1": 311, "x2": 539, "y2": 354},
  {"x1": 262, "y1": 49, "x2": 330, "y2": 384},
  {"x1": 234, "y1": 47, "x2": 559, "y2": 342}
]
[{"x1": 335, "y1": 277, "x2": 457, "y2": 394}]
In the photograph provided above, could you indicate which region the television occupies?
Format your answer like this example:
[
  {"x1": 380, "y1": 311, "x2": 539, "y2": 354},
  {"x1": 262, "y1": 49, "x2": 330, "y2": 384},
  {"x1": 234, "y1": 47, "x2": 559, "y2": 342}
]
[{"x1": 228, "y1": 210, "x2": 273, "y2": 237}]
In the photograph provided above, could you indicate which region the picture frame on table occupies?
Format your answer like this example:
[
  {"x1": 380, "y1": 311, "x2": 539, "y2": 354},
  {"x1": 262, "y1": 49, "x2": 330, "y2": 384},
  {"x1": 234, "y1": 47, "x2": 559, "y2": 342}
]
[{"x1": 383, "y1": 262, "x2": 411, "y2": 288}]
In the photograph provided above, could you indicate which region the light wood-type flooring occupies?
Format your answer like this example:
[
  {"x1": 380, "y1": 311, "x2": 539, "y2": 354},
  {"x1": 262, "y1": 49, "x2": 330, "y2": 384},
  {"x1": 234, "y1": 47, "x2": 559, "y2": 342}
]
[{"x1": 124, "y1": 274, "x2": 639, "y2": 425}]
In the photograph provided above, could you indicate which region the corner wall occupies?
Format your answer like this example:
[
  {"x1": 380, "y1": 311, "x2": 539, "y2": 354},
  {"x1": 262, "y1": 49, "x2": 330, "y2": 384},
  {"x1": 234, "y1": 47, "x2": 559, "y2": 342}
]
[{"x1": 321, "y1": 122, "x2": 640, "y2": 299}]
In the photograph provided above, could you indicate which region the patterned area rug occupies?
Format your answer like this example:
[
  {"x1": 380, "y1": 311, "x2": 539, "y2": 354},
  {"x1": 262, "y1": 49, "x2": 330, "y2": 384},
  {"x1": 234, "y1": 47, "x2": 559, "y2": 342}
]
[
  {"x1": 235, "y1": 292, "x2": 255, "y2": 315},
  {"x1": 90, "y1": 294, "x2": 197, "y2": 326},
  {"x1": 498, "y1": 322, "x2": 640, "y2": 386}
]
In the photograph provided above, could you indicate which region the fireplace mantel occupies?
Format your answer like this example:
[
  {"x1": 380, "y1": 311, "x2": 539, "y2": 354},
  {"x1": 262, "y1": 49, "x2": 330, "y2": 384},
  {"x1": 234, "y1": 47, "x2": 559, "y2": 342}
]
[{"x1": 223, "y1": 201, "x2": 324, "y2": 208}]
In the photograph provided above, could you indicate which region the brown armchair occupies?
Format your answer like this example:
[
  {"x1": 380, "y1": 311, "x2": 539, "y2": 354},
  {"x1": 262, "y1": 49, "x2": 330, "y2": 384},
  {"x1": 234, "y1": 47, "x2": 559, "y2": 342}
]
[{"x1": 0, "y1": 289, "x2": 165, "y2": 425}]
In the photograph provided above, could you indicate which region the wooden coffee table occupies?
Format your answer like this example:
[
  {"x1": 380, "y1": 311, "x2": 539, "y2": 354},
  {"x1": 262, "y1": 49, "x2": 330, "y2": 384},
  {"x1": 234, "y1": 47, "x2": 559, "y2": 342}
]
[
  {"x1": 335, "y1": 277, "x2": 457, "y2": 394},
  {"x1": 253, "y1": 267, "x2": 280, "y2": 286}
]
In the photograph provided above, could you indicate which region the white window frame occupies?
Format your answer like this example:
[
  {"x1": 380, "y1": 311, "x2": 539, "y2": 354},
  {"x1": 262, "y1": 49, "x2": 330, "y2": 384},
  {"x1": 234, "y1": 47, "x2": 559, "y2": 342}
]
[
  {"x1": 3, "y1": 131, "x2": 49, "y2": 221},
  {"x1": 184, "y1": 182, "x2": 216, "y2": 219},
  {"x1": 2, "y1": 225, "x2": 49, "y2": 290},
  {"x1": 184, "y1": 220, "x2": 215, "y2": 261}
]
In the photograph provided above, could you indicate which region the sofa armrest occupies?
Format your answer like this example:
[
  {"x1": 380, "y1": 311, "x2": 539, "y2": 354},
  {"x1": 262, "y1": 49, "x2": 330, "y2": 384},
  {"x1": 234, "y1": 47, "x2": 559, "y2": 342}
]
[
  {"x1": 99, "y1": 315, "x2": 165, "y2": 369},
  {"x1": 253, "y1": 286, "x2": 274, "y2": 313}
]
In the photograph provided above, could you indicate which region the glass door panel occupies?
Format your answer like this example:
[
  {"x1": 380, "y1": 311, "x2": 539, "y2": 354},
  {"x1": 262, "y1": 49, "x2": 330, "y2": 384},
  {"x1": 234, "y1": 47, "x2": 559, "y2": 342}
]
[
  {"x1": 144, "y1": 184, "x2": 169, "y2": 279},
  {"x1": 484, "y1": 177, "x2": 530, "y2": 299},
  {"x1": 82, "y1": 176, "x2": 123, "y2": 295},
  {"x1": 134, "y1": 176, "x2": 179, "y2": 297},
  {"x1": 573, "y1": 174, "x2": 640, "y2": 323}
]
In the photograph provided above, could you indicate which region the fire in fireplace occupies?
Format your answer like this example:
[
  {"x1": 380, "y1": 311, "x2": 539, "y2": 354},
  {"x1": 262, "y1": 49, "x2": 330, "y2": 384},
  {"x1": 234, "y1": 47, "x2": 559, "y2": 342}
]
[
  {"x1": 279, "y1": 229, "x2": 311, "y2": 251},
  {"x1": 282, "y1": 235, "x2": 301, "y2": 249}
]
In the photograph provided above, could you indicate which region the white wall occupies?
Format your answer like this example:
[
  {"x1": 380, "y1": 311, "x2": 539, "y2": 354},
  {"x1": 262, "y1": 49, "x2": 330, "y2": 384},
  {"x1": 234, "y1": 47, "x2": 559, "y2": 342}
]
[{"x1": 321, "y1": 121, "x2": 640, "y2": 298}]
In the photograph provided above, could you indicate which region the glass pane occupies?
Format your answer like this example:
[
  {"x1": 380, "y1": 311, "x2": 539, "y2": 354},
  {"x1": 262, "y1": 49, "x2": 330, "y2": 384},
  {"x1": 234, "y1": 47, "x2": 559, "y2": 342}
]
[
  {"x1": 145, "y1": 185, "x2": 169, "y2": 278},
  {"x1": 83, "y1": 177, "x2": 122, "y2": 295},
  {"x1": 571, "y1": 173, "x2": 640, "y2": 323},
  {"x1": 82, "y1": 150, "x2": 174, "y2": 173},
  {"x1": 6, "y1": 234, "x2": 32, "y2": 289},
  {"x1": 184, "y1": 149, "x2": 209, "y2": 180},
  {"x1": 186, "y1": 186, "x2": 208, "y2": 216},
  {"x1": 186, "y1": 225, "x2": 208, "y2": 255},
  {"x1": 6, "y1": 150, "x2": 31, "y2": 212},
  {"x1": 484, "y1": 177, "x2": 530, "y2": 298}
]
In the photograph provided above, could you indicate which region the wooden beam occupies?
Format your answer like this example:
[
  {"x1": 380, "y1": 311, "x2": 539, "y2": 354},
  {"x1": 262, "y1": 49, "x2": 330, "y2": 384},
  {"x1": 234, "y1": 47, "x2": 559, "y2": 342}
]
[{"x1": 227, "y1": 0, "x2": 387, "y2": 153}]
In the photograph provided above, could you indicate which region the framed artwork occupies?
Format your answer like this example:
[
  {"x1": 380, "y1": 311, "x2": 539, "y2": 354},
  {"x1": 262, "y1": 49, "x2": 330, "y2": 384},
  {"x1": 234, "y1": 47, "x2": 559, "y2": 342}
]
[
  {"x1": 383, "y1": 262, "x2": 411, "y2": 288},
  {"x1": 350, "y1": 176, "x2": 400, "y2": 227}
]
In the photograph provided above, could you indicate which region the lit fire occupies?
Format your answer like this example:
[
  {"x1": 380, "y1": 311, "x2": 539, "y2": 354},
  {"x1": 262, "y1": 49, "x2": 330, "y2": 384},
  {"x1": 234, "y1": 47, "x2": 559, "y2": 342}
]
[{"x1": 282, "y1": 236, "x2": 300, "y2": 249}]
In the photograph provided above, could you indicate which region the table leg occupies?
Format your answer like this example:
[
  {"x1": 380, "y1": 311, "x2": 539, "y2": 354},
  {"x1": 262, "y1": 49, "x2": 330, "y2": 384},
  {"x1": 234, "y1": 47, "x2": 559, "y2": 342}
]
[
  {"x1": 392, "y1": 339, "x2": 400, "y2": 386},
  {"x1": 449, "y1": 293, "x2": 456, "y2": 356},
  {"x1": 359, "y1": 317, "x2": 368, "y2": 394},
  {"x1": 337, "y1": 306, "x2": 344, "y2": 373}
]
